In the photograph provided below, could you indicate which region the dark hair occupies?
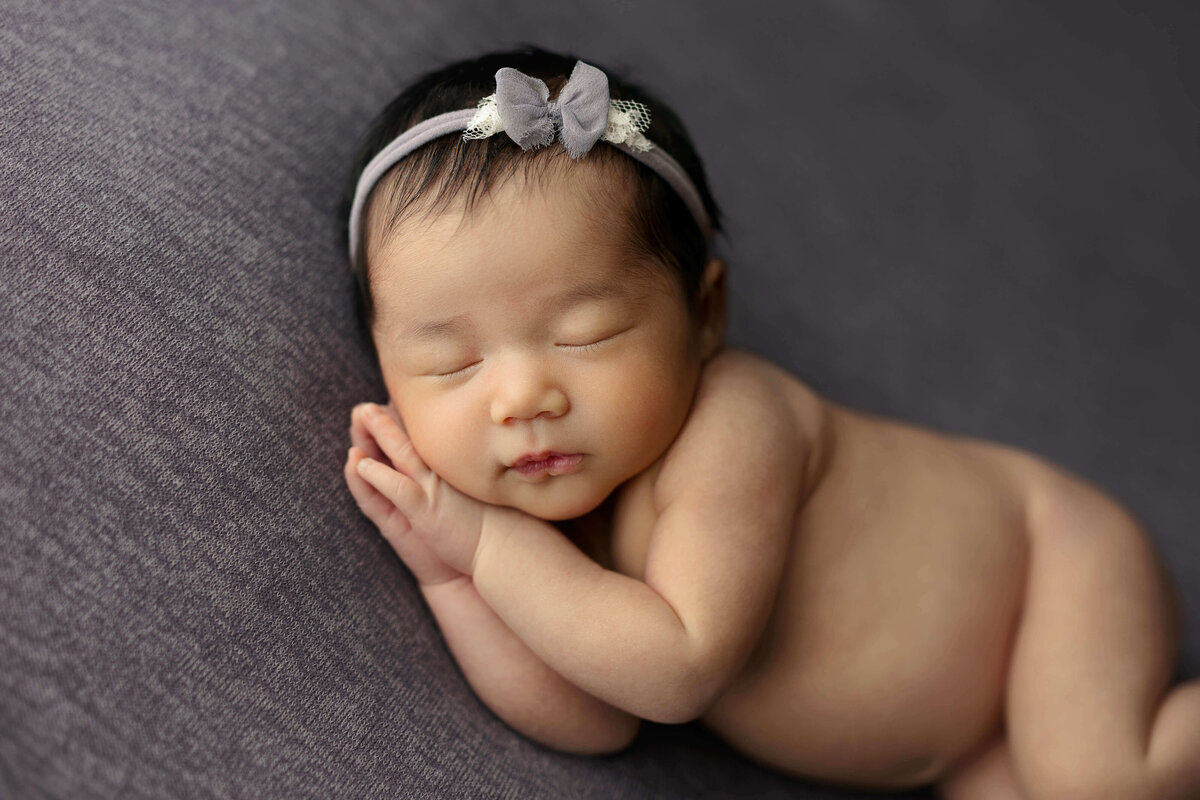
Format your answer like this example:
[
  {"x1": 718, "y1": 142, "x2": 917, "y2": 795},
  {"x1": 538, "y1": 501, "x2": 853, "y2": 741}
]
[{"x1": 338, "y1": 46, "x2": 723, "y2": 340}]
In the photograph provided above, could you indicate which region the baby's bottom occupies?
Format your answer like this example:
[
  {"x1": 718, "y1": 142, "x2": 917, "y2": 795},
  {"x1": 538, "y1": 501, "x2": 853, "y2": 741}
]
[{"x1": 937, "y1": 466, "x2": 1200, "y2": 800}]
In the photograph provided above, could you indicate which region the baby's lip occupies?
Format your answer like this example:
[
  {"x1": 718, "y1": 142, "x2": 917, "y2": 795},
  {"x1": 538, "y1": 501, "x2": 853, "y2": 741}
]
[{"x1": 509, "y1": 451, "x2": 583, "y2": 477}]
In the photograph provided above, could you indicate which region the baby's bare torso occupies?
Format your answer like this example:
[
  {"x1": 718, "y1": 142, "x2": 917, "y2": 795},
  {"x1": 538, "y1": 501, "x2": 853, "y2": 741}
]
[{"x1": 606, "y1": 350, "x2": 1049, "y2": 790}]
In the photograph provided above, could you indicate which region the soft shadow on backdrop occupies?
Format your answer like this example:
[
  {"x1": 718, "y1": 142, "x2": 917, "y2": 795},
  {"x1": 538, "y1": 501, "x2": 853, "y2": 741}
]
[{"x1": 1, "y1": 1, "x2": 1197, "y2": 798}]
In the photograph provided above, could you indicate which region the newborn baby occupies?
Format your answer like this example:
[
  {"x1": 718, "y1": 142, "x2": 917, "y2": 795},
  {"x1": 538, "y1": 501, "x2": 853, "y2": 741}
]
[{"x1": 341, "y1": 48, "x2": 1200, "y2": 799}]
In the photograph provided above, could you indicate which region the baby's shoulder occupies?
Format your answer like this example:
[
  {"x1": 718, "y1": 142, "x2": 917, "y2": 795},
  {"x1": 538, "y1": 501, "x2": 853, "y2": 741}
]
[
  {"x1": 689, "y1": 348, "x2": 800, "y2": 423},
  {"x1": 689, "y1": 347, "x2": 824, "y2": 434},
  {"x1": 650, "y1": 348, "x2": 822, "y2": 506}
]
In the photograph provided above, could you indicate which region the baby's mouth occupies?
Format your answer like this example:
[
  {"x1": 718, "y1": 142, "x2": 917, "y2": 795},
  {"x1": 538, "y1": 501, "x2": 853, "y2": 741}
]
[{"x1": 510, "y1": 451, "x2": 583, "y2": 477}]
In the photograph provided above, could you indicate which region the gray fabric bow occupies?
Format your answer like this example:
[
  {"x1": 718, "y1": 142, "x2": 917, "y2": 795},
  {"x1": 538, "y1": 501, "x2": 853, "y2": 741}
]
[{"x1": 494, "y1": 61, "x2": 610, "y2": 159}]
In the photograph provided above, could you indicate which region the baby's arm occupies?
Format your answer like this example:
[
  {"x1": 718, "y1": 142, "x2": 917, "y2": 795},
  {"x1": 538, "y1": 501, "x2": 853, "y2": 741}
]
[
  {"x1": 470, "y1": 362, "x2": 803, "y2": 722},
  {"x1": 355, "y1": 358, "x2": 803, "y2": 723},
  {"x1": 346, "y1": 404, "x2": 639, "y2": 753}
]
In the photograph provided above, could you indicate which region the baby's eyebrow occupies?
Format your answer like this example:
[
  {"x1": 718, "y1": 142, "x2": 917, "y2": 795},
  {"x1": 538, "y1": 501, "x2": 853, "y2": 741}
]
[
  {"x1": 404, "y1": 315, "x2": 469, "y2": 341},
  {"x1": 535, "y1": 279, "x2": 634, "y2": 312}
]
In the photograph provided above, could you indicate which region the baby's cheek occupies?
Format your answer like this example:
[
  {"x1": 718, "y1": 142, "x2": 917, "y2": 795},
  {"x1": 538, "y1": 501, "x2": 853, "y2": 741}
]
[
  {"x1": 420, "y1": 427, "x2": 473, "y2": 476},
  {"x1": 404, "y1": 405, "x2": 486, "y2": 491},
  {"x1": 605, "y1": 372, "x2": 689, "y2": 460}
]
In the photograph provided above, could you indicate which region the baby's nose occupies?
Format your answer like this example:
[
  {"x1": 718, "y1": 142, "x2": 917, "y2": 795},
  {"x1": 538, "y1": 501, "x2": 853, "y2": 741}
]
[{"x1": 489, "y1": 366, "x2": 569, "y2": 425}]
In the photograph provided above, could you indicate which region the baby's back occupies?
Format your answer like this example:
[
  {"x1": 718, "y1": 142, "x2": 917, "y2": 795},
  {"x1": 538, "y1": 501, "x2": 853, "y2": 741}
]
[{"x1": 686, "y1": 352, "x2": 1045, "y2": 789}]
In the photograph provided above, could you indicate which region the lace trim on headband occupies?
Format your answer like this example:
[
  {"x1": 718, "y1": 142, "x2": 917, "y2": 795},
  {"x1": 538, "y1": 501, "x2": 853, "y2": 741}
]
[{"x1": 463, "y1": 95, "x2": 655, "y2": 152}]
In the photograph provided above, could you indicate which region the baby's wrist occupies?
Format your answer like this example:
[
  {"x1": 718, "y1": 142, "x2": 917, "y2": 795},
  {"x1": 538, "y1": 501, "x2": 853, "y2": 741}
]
[{"x1": 473, "y1": 505, "x2": 533, "y2": 576}]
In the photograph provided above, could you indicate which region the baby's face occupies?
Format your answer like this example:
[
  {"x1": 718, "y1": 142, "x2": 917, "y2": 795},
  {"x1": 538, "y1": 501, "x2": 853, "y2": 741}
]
[{"x1": 367, "y1": 163, "x2": 703, "y2": 520}]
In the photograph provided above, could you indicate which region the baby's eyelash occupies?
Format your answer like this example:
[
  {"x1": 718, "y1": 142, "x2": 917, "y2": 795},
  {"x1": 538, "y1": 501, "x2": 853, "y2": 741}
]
[
  {"x1": 432, "y1": 361, "x2": 481, "y2": 380},
  {"x1": 562, "y1": 340, "x2": 605, "y2": 354},
  {"x1": 426, "y1": 330, "x2": 630, "y2": 378},
  {"x1": 557, "y1": 328, "x2": 631, "y2": 352}
]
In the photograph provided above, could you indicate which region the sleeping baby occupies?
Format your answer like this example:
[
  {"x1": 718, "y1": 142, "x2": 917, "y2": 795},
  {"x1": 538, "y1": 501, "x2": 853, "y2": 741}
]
[{"x1": 340, "y1": 47, "x2": 1200, "y2": 799}]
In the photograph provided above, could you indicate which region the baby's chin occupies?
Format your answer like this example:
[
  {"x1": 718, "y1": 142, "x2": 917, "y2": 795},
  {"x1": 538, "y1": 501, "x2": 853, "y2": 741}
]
[
  {"x1": 481, "y1": 479, "x2": 613, "y2": 522},
  {"x1": 510, "y1": 494, "x2": 607, "y2": 522},
  {"x1": 494, "y1": 489, "x2": 604, "y2": 525},
  {"x1": 446, "y1": 468, "x2": 620, "y2": 522}
]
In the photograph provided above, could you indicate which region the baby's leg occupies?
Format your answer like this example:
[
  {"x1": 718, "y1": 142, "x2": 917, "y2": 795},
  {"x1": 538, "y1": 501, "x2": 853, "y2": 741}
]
[{"x1": 1000, "y1": 470, "x2": 1200, "y2": 800}]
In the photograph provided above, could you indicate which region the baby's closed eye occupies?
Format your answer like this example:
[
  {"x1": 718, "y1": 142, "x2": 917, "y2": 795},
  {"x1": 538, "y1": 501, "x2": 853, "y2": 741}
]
[
  {"x1": 423, "y1": 328, "x2": 630, "y2": 376},
  {"x1": 555, "y1": 325, "x2": 632, "y2": 351},
  {"x1": 397, "y1": 345, "x2": 480, "y2": 379},
  {"x1": 429, "y1": 360, "x2": 482, "y2": 379}
]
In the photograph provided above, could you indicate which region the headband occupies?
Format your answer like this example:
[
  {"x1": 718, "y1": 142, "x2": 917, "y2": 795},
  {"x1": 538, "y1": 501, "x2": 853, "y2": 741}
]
[{"x1": 347, "y1": 60, "x2": 713, "y2": 264}]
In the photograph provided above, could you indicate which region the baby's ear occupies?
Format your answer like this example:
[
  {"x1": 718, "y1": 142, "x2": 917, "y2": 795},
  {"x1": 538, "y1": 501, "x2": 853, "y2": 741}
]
[{"x1": 695, "y1": 258, "x2": 727, "y2": 362}]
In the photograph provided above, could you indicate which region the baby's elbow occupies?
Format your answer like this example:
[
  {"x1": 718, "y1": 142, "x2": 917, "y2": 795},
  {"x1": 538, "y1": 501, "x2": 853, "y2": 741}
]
[
  {"x1": 642, "y1": 705, "x2": 701, "y2": 726},
  {"x1": 637, "y1": 667, "x2": 726, "y2": 725},
  {"x1": 640, "y1": 692, "x2": 710, "y2": 725},
  {"x1": 580, "y1": 717, "x2": 642, "y2": 755},
  {"x1": 547, "y1": 714, "x2": 642, "y2": 756}
]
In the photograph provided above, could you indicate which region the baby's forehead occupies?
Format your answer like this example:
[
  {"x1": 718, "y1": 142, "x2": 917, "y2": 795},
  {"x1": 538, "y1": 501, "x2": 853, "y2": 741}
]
[
  {"x1": 368, "y1": 176, "x2": 678, "y2": 332},
  {"x1": 365, "y1": 147, "x2": 639, "y2": 261},
  {"x1": 375, "y1": 202, "x2": 663, "y2": 296}
]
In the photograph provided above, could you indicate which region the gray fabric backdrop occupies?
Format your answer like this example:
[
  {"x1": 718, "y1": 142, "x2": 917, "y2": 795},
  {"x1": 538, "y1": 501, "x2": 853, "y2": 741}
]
[{"x1": 2, "y1": 1, "x2": 1197, "y2": 798}]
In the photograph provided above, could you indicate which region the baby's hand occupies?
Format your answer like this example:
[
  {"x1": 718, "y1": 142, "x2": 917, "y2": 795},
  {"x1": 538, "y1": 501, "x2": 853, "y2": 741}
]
[
  {"x1": 346, "y1": 402, "x2": 460, "y2": 587},
  {"x1": 345, "y1": 402, "x2": 487, "y2": 579}
]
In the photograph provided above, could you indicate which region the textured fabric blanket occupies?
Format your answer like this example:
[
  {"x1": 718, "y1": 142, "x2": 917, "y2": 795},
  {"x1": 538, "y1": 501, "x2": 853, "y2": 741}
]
[{"x1": 2, "y1": 1, "x2": 1196, "y2": 797}]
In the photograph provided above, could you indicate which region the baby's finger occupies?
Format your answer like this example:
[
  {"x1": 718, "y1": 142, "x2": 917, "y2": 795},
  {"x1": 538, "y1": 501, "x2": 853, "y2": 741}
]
[
  {"x1": 384, "y1": 400, "x2": 406, "y2": 431},
  {"x1": 347, "y1": 449, "x2": 459, "y2": 586},
  {"x1": 361, "y1": 404, "x2": 430, "y2": 482},
  {"x1": 349, "y1": 404, "x2": 389, "y2": 464},
  {"x1": 345, "y1": 447, "x2": 402, "y2": 524},
  {"x1": 356, "y1": 454, "x2": 426, "y2": 515}
]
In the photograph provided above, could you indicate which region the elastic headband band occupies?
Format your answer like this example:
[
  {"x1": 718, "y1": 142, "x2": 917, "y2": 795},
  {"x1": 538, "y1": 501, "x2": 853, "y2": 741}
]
[{"x1": 347, "y1": 60, "x2": 713, "y2": 264}]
